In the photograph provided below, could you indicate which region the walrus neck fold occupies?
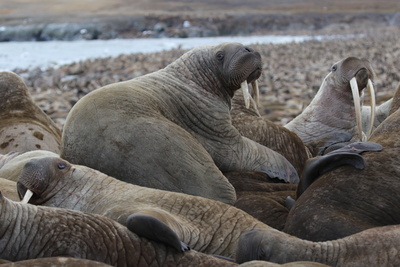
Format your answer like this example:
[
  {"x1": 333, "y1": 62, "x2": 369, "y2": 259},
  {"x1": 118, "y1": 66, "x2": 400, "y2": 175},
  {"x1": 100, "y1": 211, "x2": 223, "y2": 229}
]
[{"x1": 165, "y1": 55, "x2": 232, "y2": 106}]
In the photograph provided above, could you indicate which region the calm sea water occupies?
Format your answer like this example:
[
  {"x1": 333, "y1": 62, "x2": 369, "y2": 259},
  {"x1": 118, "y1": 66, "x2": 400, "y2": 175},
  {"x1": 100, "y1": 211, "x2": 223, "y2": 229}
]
[{"x1": 0, "y1": 34, "x2": 333, "y2": 71}]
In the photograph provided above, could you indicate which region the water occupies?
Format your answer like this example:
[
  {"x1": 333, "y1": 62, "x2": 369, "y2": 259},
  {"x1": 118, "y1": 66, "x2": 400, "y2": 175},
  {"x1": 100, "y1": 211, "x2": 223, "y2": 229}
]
[{"x1": 0, "y1": 34, "x2": 332, "y2": 71}]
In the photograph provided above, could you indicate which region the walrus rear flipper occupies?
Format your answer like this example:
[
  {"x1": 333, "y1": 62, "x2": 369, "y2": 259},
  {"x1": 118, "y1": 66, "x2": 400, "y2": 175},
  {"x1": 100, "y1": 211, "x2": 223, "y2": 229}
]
[
  {"x1": 297, "y1": 141, "x2": 383, "y2": 198},
  {"x1": 297, "y1": 153, "x2": 365, "y2": 198},
  {"x1": 126, "y1": 214, "x2": 190, "y2": 252}
]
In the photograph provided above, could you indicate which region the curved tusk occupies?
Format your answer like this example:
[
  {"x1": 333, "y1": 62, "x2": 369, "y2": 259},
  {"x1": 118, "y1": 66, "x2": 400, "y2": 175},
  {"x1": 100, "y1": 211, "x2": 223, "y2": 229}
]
[
  {"x1": 350, "y1": 77, "x2": 364, "y2": 141},
  {"x1": 251, "y1": 80, "x2": 260, "y2": 108},
  {"x1": 241, "y1": 81, "x2": 250, "y2": 109},
  {"x1": 21, "y1": 189, "x2": 34, "y2": 204},
  {"x1": 366, "y1": 79, "x2": 376, "y2": 138}
]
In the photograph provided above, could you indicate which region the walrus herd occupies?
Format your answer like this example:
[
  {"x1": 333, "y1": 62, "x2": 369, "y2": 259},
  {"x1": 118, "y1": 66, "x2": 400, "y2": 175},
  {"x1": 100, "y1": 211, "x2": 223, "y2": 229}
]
[{"x1": 1, "y1": 41, "x2": 400, "y2": 266}]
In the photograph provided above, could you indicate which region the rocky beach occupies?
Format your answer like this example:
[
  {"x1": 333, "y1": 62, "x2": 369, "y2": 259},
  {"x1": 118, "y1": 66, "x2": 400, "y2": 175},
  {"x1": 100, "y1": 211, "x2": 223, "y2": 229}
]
[{"x1": 10, "y1": 24, "x2": 400, "y2": 129}]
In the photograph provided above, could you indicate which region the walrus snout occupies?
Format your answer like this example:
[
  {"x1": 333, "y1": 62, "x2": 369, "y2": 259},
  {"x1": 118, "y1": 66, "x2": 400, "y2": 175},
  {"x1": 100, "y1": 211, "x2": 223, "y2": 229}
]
[
  {"x1": 355, "y1": 68, "x2": 370, "y2": 91},
  {"x1": 17, "y1": 159, "x2": 52, "y2": 202}
]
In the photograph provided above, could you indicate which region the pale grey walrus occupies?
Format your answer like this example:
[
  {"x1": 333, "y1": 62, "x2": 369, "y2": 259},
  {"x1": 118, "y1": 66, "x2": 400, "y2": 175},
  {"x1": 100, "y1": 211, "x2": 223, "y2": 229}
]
[
  {"x1": 0, "y1": 192, "x2": 237, "y2": 267},
  {"x1": 285, "y1": 57, "x2": 376, "y2": 156},
  {"x1": 0, "y1": 71, "x2": 61, "y2": 154},
  {"x1": 61, "y1": 42, "x2": 299, "y2": 204}
]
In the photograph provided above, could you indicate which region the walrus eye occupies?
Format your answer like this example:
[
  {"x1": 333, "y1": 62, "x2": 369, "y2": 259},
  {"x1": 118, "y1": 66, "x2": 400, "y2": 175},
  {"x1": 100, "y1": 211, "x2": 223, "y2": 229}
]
[
  {"x1": 216, "y1": 52, "x2": 224, "y2": 61},
  {"x1": 57, "y1": 161, "x2": 67, "y2": 169},
  {"x1": 331, "y1": 65, "x2": 337, "y2": 72}
]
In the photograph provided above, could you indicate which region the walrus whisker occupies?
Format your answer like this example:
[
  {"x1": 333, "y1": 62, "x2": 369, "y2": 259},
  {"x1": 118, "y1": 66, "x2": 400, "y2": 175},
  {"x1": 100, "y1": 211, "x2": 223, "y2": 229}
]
[
  {"x1": 366, "y1": 79, "x2": 376, "y2": 139},
  {"x1": 251, "y1": 80, "x2": 259, "y2": 108},
  {"x1": 241, "y1": 80, "x2": 251, "y2": 109},
  {"x1": 21, "y1": 189, "x2": 33, "y2": 204},
  {"x1": 350, "y1": 77, "x2": 364, "y2": 141}
]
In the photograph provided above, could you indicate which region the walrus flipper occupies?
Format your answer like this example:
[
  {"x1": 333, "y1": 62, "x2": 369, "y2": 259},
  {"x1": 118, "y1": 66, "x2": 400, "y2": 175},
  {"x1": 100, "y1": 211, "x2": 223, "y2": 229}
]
[
  {"x1": 126, "y1": 214, "x2": 190, "y2": 252},
  {"x1": 297, "y1": 152, "x2": 366, "y2": 198},
  {"x1": 325, "y1": 141, "x2": 383, "y2": 155}
]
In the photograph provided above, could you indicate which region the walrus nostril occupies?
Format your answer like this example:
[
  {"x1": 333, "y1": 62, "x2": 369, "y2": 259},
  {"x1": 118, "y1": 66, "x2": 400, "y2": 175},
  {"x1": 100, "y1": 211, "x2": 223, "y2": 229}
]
[{"x1": 355, "y1": 68, "x2": 369, "y2": 89}]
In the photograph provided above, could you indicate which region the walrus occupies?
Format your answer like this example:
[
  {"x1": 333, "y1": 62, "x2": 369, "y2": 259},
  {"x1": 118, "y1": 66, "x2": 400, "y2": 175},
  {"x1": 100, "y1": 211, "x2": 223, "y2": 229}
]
[
  {"x1": 60, "y1": 42, "x2": 298, "y2": 204},
  {"x1": 17, "y1": 156, "x2": 275, "y2": 258},
  {"x1": 0, "y1": 71, "x2": 61, "y2": 154},
  {"x1": 283, "y1": 100, "x2": 400, "y2": 242},
  {"x1": 285, "y1": 57, "x2": 376, "y2": 156},
  {"x1": 0, "y1": 192, "x2": 239, "y2": 267}
]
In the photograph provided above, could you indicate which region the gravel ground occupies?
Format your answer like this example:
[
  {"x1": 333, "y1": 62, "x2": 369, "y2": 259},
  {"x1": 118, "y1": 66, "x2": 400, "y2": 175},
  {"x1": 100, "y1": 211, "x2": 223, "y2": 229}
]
[{"x1": 13, "y1": 25, "x2": 400, "y2": 130}]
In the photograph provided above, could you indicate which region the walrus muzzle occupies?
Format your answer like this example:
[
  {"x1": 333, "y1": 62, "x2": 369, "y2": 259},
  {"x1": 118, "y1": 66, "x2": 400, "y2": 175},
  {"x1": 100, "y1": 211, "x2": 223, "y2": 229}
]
[{"x1": 349, "y1": 69, "x2": 376, "y2": 141}]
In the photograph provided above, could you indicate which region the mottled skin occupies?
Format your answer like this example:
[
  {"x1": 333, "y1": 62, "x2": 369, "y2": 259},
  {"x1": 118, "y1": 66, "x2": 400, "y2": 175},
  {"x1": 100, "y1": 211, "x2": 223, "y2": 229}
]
[
  {"x1": 283, "y1": 105, "x2": 400, "y2": 241},
  {"x1": 0, "y1": 71, "x2": 61, "y2": 154},
  {"x1": 285, "y1": 57, "x2": 375, "y2": 156},
  {"x1": 16, "y1": 157, "x2": 272, "y2": 259},
  {"x1": 0, "y1": 193, "x2": 237, "y2": 267},
  {"x1": 236, "y1": 225, "x2": 400, "y2": 266},
  {"x1": 61, "y1": 43, "x2": 298, "y2": 205}
]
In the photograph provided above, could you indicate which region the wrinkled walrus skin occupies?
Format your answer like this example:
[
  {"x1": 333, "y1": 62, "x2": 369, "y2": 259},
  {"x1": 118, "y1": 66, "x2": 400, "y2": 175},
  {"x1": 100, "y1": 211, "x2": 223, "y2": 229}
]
[
  {"x1": 61, "y1": 42, "x2": 298, "y2": 204},
  {"x1": 283, "y1": 103, "x2": 400, "y2": 242},
  {"x1": 17, "y1": 156, "x2": 274, "y2": 259},
  {"x1": 0, "y1": 192, "x2": 237, "y2": 267},
  {"x1": 0, "y1": 71, "x2": 61, "y2": 154}
]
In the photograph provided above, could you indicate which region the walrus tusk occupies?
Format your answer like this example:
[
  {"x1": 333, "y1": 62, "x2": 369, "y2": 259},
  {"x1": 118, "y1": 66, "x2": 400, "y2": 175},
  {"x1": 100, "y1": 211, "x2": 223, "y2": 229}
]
[
  {"x1": 241, "y1": 81, "x2": 251, "y2": 109},
  {"x1": 350, "y1": 77, "x2": 364, "y2": 141},
  {"x1": 21, "y1": 189, "x2": 34, "y2": 204},
  {"x1": 366, "y1": 79, "x2": 376, "y2": 138},
  {"x1": 251, "y1": 80, "x2": 260, "y2": 108}
]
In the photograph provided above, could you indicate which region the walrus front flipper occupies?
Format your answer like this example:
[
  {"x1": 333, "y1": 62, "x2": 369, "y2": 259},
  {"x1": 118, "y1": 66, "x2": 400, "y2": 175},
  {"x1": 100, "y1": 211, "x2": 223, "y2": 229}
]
[
  {"x1": 297, "y1": 153, "x2": 366, "y2": 198},
  {"x1": 126, "y1": 214, "x2": 190, "y2": 252}
]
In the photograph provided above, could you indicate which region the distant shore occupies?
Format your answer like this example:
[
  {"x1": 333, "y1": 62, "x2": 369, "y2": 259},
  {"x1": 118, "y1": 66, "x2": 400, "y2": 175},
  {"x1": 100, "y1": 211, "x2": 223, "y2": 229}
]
[{"x1": 1, "y1": 12, "x2": 399, "y2": 42}]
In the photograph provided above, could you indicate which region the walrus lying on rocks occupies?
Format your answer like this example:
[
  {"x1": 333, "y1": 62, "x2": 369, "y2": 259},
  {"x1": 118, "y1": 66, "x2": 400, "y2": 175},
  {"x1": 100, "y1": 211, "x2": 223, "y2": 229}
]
[
  {"x1": 61, "y1": 42, "x2": 298, "y2": 204},
  {"x1": 0, "y1": 71, "x2": 61, "y2": 154}
]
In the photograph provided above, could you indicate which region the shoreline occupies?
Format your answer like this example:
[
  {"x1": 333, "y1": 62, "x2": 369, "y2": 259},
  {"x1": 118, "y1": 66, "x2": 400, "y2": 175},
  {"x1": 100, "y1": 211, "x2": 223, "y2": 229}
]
[{"x1": 0, "y1": 33, "x2": 355, "y2": 71}]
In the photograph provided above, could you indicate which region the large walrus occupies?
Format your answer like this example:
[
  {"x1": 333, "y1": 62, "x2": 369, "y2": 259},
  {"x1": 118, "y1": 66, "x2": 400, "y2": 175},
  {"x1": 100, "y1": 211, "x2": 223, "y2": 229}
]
[
  {"x1": 61, "y1": 42, "x2": 298, "y2": 204},
  {"x1": 0, "y1": 71, "x2": 61, "y2": 154}
]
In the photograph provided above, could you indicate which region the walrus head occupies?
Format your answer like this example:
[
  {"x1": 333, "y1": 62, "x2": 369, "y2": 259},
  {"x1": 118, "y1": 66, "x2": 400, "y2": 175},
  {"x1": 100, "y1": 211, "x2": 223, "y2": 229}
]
[
  {"x1": 328, "y1": 57, "x2": 376, "y2": 141},
  {"x1": 17, "y1": 157, "x2": 72, "y2": 205},
  {"x1": 213, "y1": 42, "x2": 262, "y2": 108}
]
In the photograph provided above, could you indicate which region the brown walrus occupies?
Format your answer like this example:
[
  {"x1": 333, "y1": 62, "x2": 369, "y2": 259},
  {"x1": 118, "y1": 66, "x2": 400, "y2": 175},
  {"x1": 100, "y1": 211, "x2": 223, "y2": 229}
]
[
  {"x1": 60, "y1": 42, "x2": 298, "y2": 204},
  {"x1": 0, "y1": 192, "x2": 238, "y2": 266},
  {"x1": 0, "y1": 71, "x2": 61, "y2": 154}
]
